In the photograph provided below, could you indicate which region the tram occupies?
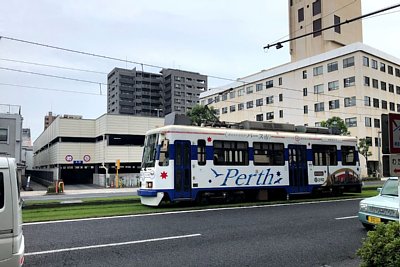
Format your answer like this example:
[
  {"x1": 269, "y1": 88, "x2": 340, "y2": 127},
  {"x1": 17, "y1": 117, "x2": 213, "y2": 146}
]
[{"x1": 138, "y1": 121, "x2": 361, "y2": 206}]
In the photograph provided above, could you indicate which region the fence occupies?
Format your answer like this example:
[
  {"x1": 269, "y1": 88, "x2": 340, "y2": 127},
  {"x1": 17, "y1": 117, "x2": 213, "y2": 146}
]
[{"x1": 93, "y1": 173, "x2": 140, "y2": 188}]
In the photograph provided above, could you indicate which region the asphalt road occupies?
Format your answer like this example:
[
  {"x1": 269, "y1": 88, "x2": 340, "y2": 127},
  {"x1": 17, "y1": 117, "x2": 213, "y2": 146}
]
[{"x1": 23, "y1": 198, "x2": 367, "y2": 267}]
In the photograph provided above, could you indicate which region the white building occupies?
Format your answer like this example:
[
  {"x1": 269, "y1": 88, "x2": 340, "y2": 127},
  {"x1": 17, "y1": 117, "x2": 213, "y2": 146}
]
[
  {"x1": 200, "y1": 0, "x2": 397, "y2": 177},
  {"x1": 33, "y1": 114, "x2": 163, "y2": 186}
]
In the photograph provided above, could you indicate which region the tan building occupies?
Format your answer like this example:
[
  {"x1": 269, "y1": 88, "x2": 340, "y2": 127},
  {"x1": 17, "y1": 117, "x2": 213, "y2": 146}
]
[
  {"x1": 289, "y1": 0, "x2": 362, "y2": 62},
  {"x1": 33, "y1": 114, "x2": 163, "y2": 185},
  {"x1": 200, "y1": 1, "x2": 398, "y2": 177}
]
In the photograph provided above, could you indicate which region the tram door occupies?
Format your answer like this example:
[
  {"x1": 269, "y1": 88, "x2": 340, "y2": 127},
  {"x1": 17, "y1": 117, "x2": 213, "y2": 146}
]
[
  {"x1": 174, "y1": 141, "x2": 192, "y2": 199},
  {"x1": 288, "y1": 145, "x2": 308, "y2": 192}
]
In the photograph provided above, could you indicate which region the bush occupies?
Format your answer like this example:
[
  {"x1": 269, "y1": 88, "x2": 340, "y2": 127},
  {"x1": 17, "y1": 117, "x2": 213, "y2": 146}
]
[{"x1": 357, "y1": 222, "x2": 400, "y2": 267}]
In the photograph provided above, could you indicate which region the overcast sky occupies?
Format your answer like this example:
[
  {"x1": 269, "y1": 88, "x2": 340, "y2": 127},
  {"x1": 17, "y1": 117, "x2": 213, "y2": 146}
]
[{"x1": 1, "y1": 0, "x2": 400, "y2": 141}]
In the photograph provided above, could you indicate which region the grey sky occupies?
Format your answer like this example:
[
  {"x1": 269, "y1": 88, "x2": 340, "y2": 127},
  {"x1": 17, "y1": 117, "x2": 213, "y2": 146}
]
[{"x1": 1, "y1": 0, "x2": 399, "y2": 140}]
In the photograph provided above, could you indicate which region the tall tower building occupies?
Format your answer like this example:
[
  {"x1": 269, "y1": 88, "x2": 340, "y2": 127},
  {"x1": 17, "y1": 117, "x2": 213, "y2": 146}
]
[{"x1": 289, "y1": 0, "x2": 363, "y2": 62}]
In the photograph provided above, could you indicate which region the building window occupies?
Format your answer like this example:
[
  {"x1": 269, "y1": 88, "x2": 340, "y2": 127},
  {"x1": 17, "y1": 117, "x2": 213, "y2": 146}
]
[
  {"x1": 397, "y1": 104, "x2": 400, "y2": 112},
  {"x1": 372, "y1": 79, "x2": 379, "y2": 89},
  {"x1": 230, "y1": 91, "x2": 236, "y2": 99},
  {"x1": 397, "y1": 86, "x2": 400, "y2": 95},
  {"x1": 313, "y1": 0, "x2": 321, "y2": 16},
  {"x1": 214, "y1": 96, "x2": 220, "y2": 103},
  {"x1": 0, "y1": 129, "x2": 7, "y2": 142},
  {"x1": 314, "y1": 84, "x2": 324, "y2": 94},
  {"x1": 246, "y1": 86, "x2": 254, "y2": 94},
  {"x1": 304, "y1": 105, "x2": 308, "y2": 114},
  {"x1": 256, "y1": 83, "x2": 263, "y2": 92},
  {"x1": 313, "y1": 66, "x2": 323, "y2": 76},
  {"x1": 327, "y1": 61, "x2": 338, "y2": 72},
  {"x1": 381, "y1": 81, "x2": 387, "y2": 91},
  {"x1": 334, "y1": 15, "x2": 341, "y2": 33},
  {"x1": 266, "y1": 112, "x2": 274, "y2": 120},
  {"x1": 345, "y1": 117, "x2": 357, "y2": 127},
  {"x1": 388, "y1": 65, "x2": 394, "y2": 75},
  {"x1": 374, "y1": 118, "x2": 380, "y2": 128},
  {"x1": 373, "y1": 98, "x2": 379, "y2": 108},
  {"x1": 303, "y1": 88, "x2": 308, "y2": 96},
  {"x1": 266, "y1": 80, "x2": 273, "y2": 88},
  {"x1": 302, "y1": 70, "x2": 307, "y2": 79},
  {"x1": 279, "y1": 77, "x2": 283, "y2": 85},
  {"x1": 222, "y1": 107, "x2": 228, "y2": 114},
  {"x1": 230, "y1": 105, "x2": 236, "y2": 112},
  {"x1": 344, "y1": 76, "x2": 355, "y2": 87},
  {"x1": 343, "y1": 57, "x2": 355, "y2": 68},
  {"x1": 246, "y1": 101, "x2": 254, "y2": 109},
  {"x1": 382, "y1": 100, "x2": 388, "y2": 110},
  {"x1": 266, "y1": 96, "x2": 274, "y2": 104},
  {"x1": 256, "y1": 114, "x2": 263, "y2": 121},
  {"x1": 372, "y1": 59, "x2": 378, "y2": 69},
  {"x1": 238, "y1": 103, "x2": 244, "y2": 110},
  {"x1": 365, "y1": 117, "x2": 372, "y2": 127},
  {"x1": 390, "y1": 102, "x2": 395, "y2": 111},
  {"x1": 256, "y1": 98, "x2": 263, "y2": 107},
  {"x1": 364, "y1": 76, "x2": 370, "y2": 86},
  {"x1": 238, "y1": 88, "x2": 245, "y2": 96},
  {"x1": 375, "y1": 137, "x2": 379, "y2": 147},
  {"x1": 363, "y1": 56, "x2": 369, "y2": 67},
  {"x1": 222, "y1": 93, "x2": 228, "y2": 101},
  {"x1": 364, "y1": 96, "x2": 371, "y2": 106},
  {"x1": 329, "y1": 99, "x2": 340, "y2": 110},
  {"x1": 365, "y1": 137, "x2": 372, "y2": 146},
  {"x1": 380, "y1": 62, "x2": 386, "y2": 72},
  {"x1": 298, "y1": 8, "x2": 304, "y2": 22},
  {"x1": 315, "y1": 102, "x2": 324, "y2": 112},
  {"x1": 344, "y1": 96, "x2": 356, "y2": 107},
  {"x1": 328, "y1": 80, "x2": 339, "y2": 91},
  {"x1": 279, "y1": 94, "x2": 283, "y2": 102},
  {"x1": 396, "y1": 68, "x2": 400, "y2": 77},
  {"x1": 389, "y1": 84, "x2": 394, "y2": 93},
  {"x1": 279, "y1": 110, "x2": 283, "y2": 118},
  {"x1": 313, "y1": 18, "x2": 322, "y2": 37}
]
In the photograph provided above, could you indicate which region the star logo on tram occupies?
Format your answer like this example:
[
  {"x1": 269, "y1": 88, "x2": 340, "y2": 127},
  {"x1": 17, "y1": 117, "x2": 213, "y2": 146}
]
[
  {"x1": 160, "y1": 171, "x2": 168, "y2": 179},
  {"x1": 207, "y1": 137, "x2": 212, "y2": 142}
]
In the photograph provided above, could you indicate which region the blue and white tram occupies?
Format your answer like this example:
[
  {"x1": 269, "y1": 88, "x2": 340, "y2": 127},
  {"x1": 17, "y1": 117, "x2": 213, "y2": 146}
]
[{"x1": 138, "y1": 124, "x2": 361, "y2": 206}]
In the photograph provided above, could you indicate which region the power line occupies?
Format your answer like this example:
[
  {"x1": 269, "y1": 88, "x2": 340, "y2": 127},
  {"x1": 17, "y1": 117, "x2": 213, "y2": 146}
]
[
  {"x1": 0, "y1": 58, "x2": 107, "y2": 74},
  {"x1": 0, "y1": 67, "x2": 107, "y2": 86},
  {"x1": 0, "y1": 82, "x2": 105, "y2": 96},
  {"x1": 264, "y1": 3, "x2": 400, "y2": 50}
]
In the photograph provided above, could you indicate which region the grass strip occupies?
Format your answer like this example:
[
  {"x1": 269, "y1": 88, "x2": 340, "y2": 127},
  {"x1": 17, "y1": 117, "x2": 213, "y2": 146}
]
[{"x1": 22, "y1": 188, "x2": 379, "y2": 223}]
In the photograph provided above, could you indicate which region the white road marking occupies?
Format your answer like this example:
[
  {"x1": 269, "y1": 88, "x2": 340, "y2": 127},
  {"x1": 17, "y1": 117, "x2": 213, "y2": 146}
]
[
  {"x1": 23, "y1": 198, "x2": 363, "y2": 226},
  {"x1": 25, "y1": 233, "x2": 201, "y2": 256},
  {"x1": 335, "y1": 215, "x2": 358, "y2": 220}
]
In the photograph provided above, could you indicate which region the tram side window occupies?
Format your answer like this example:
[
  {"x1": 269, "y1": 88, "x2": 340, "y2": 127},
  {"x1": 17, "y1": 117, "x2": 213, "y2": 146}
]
[
  {"x1": 312, "y1": 145, "x2": 337, "y2": 166},
  {"x1": 197, "y1": 140, "x2": 206, "y2": 166},
  {"x1": 213, "y1": 140, "x2": 249, "y2": 166},
  {"x1": 253, "y1": 142, "x2": 284, "y2": 166},
  {"x1": 341, "y1": 146, "x2": 356, "y2": 165},
  {"x1": 0, "y1": 173, "x2": 3, "y2": 209},
  {"x1": 158, "y1": 139, "x2": 169, "y2": 166}
]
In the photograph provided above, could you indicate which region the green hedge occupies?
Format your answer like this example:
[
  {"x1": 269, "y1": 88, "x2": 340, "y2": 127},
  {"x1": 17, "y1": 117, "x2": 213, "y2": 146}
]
[{"x1": 357, "y1": 222, "x2": 400, "y2": 267}]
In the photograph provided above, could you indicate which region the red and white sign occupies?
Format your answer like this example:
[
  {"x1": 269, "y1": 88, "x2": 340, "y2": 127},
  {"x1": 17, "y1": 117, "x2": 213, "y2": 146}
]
[
  {"x1": 65, "y1": 155, "x2": 73, "y2": 162},
  {"x1": 83, "y1": 155, "x2": 91, "y2": 162},
  {"x1": 389, "y1": 113, "x2": 400, "y2": 153},
  {"x1": 388, "y1": 154, "x2": 400, "y2": 176}
]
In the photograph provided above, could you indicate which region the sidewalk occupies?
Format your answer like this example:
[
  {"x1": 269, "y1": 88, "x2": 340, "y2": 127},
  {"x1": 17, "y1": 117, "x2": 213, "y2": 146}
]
[{"x1": 21, "y1": 181, "x2": 138, "y2": 199}]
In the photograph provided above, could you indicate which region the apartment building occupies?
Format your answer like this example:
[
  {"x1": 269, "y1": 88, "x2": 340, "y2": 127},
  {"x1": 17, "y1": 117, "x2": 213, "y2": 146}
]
[
  {"x1": 107, "y1": 68, "x2": 207, "y2": 117},
  {"x1": 33, "y1": 114, "x2": 163, "y2": 185},
  {"x1": 200, "y1": 0, "x2": 397, "y2": 176}
]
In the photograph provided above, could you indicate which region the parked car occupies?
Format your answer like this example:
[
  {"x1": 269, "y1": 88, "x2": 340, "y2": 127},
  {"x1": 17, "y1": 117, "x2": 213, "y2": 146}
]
[
  {"x1": 0, "y1": 157, "x2": 25, "y2": 267},
  {"x1": 358, "y1": 177, "x2": 399, "y2": 229}
]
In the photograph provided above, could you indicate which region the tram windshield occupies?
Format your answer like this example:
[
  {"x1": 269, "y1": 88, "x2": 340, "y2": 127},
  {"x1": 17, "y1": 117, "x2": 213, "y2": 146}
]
[{"x1": 141, "y1": 134, "x2": 158, "y2": 168}]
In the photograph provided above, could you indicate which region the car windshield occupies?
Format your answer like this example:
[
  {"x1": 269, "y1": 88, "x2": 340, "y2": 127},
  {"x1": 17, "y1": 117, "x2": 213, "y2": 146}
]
[{"x1": 381, "y1": 179, "x2": 399, "y2": 196}]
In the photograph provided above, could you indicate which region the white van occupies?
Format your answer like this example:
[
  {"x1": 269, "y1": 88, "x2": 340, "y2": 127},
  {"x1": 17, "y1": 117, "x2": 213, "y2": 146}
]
[{"x1": 0, "y1": 157, "x2": 24, "y2": 267}]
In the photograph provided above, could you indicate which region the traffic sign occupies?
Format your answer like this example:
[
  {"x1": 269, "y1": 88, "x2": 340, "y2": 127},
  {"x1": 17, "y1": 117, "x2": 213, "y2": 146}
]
[
  {"x1": 388, "y1": 113, "x2": 400, "y2": 153},
  {"x1": 383, "y1": 154, "x2": 400, "y2": 176}
]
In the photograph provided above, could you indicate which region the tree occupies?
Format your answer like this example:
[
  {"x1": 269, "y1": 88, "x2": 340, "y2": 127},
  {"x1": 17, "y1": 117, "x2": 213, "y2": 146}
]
[
  {"x1": 358, "y1": 138, "x2": 373, "y2": 175},
  {"x1": 320, "y1": 116, "x2": 350, "y2": 135},
  {"x1": 186, "y1": 104, "x2": 219, "y2": 126}
]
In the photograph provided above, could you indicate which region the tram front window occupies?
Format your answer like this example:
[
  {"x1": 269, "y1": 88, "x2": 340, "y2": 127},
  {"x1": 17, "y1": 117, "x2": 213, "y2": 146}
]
[{"x1": 142, "y1": 134, "x2": 158, "y2": 168}]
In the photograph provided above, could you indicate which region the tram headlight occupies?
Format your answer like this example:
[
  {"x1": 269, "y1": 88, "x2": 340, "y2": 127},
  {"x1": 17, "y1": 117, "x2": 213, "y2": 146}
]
[
  {"x1": 146, "y1": 181, "x2": 153, "y2": 188},
  {"x1": 359, "y1": 202, "x2": 368, "y2": 212}
]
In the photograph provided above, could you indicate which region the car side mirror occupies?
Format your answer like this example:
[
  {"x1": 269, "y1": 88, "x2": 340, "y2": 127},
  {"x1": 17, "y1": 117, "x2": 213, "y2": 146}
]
[{"x1": 377, "y1": 187, "x2": 382, "y2": 194}]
